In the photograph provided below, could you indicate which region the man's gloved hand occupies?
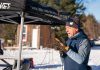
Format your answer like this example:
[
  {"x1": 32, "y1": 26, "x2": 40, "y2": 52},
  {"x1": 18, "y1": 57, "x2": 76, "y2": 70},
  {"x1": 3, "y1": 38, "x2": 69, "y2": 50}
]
[
  {"x1": 55, "y1": 38, "x2": 69, "y2": 52},
  {"x1": 60, "y1": 51, "x2": 67, "y2": 58},
  {"x1": 60, "y1": 46, "x2": 69, "y2": 52}
]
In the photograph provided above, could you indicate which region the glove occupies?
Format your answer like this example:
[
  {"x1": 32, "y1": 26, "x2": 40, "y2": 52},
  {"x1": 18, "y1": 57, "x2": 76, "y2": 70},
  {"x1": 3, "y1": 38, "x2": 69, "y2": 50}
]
[
  {"x1": 55, "y1": 38, "x2": 69, "y2": 52},
  {"x1": 60, "y1": 51, "x2": 67, "y2": 58}
]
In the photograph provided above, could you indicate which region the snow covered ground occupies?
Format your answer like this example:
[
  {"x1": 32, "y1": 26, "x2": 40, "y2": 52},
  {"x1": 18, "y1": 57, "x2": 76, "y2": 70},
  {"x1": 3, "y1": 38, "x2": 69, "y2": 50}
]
[
  {"x1": 0, "y1": 46, "x2": 100, "y2": 70},
  {"x1": 88, "y1": 46, "x2": 100, "y2": 70}
]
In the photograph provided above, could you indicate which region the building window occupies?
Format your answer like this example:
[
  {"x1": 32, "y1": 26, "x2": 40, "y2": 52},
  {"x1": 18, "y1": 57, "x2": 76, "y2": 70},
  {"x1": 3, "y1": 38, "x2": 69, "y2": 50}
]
[{"x1": 22, "y1": 25, "x2": 27, "y2": 42}]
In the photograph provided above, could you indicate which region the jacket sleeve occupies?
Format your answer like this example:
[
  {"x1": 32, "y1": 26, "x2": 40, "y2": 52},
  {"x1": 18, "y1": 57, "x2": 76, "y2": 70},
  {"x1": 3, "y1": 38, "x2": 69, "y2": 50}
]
[{"x1": 66, "y1": 39, "x2": 91, "y2": 64}]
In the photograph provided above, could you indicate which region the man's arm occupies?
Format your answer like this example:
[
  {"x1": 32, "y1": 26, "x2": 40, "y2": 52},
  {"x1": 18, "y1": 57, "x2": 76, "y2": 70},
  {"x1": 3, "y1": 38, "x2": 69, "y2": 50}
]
[{"x1": 66, "y1": 39, "x2": 91, "y2": 64}]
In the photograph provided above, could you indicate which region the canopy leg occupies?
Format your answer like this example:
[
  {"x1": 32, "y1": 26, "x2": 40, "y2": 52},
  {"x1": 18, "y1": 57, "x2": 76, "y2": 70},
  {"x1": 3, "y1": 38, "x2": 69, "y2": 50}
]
[{"x1": 17, "y1": 12, "x2": 24, "y2": 70}]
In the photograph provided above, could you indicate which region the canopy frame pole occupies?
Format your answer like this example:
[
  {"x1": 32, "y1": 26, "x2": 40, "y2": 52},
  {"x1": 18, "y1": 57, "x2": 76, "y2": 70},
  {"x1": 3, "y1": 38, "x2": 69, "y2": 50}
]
[{"x1": 17, "y1": 12, "x2": 24, "y2": 70}]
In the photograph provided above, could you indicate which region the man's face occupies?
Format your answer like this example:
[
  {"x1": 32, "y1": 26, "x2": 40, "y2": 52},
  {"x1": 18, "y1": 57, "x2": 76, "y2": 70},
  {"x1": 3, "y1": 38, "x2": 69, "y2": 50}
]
[{"x1": 65, "y1": 26, "x2": 78, "y2": 38}]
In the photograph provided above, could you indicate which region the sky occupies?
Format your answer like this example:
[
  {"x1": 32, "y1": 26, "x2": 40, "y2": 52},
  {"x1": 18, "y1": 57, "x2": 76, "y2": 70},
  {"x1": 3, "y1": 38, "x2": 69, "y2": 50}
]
[{"x1": 84, "y1": 0, "x2": 100, "y2": 22}]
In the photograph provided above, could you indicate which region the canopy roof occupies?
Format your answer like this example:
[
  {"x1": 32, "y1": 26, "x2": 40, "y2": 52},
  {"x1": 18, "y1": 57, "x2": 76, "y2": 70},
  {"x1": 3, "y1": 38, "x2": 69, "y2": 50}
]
[{"x1": 0, "y1": 0, "x2": 66, "y2": 25}]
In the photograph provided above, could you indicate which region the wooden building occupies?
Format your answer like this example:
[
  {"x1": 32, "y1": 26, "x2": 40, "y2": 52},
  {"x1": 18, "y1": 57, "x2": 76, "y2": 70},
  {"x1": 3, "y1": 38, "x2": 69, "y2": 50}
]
[{"x1": 17, "y1": 25, "x2": 55, "y2": 49}]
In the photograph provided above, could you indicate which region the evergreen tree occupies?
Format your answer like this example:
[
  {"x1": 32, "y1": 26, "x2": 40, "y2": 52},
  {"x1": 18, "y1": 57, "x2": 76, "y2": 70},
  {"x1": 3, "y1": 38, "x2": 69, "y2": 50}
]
[
  {"x1": 33, "y1": 0, "x2": 86, "y2": 43},
  {"x1": 0, "y1": 24, "x2": 17, "y2": 45}
]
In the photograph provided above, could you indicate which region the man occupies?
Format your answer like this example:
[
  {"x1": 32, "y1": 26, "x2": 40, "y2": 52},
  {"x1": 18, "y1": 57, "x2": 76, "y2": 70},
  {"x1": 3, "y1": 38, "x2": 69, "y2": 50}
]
[{"x1": 57, "y1": 17, "x2": 91, "y2": 70}]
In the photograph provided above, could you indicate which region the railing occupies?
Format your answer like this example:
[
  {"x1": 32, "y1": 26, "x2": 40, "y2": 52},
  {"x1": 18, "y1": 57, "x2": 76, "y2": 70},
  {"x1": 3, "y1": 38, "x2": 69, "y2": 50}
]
[{"x1": 4, "y1": 46, "x2": 37, "y2": 50}]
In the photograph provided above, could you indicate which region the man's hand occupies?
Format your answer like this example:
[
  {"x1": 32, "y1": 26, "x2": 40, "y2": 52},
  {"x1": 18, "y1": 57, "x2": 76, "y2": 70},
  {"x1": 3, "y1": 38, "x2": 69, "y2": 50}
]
[{"x1": 55, "y1": 38, "x2": 69, "y2": 52}]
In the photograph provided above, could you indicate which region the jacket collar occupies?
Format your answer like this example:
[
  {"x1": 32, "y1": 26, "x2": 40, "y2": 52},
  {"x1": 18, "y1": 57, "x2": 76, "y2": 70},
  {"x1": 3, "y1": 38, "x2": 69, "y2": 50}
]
[{"x1": 70, "y1": 31, "x2": 87, "y2": 39}]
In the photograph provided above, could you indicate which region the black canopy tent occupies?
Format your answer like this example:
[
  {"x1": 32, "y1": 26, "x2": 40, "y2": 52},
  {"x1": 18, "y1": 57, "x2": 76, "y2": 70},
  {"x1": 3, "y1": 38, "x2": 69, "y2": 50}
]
[
  {"x1": 0, "y1": 0, "x2": 66, "y2": 70},
  {"x1": 0, "y1": 12, "x2": 65, "y2": 25},
  {"x1": 0, "y1": 0, "x2": 65, "y2": 25}
]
